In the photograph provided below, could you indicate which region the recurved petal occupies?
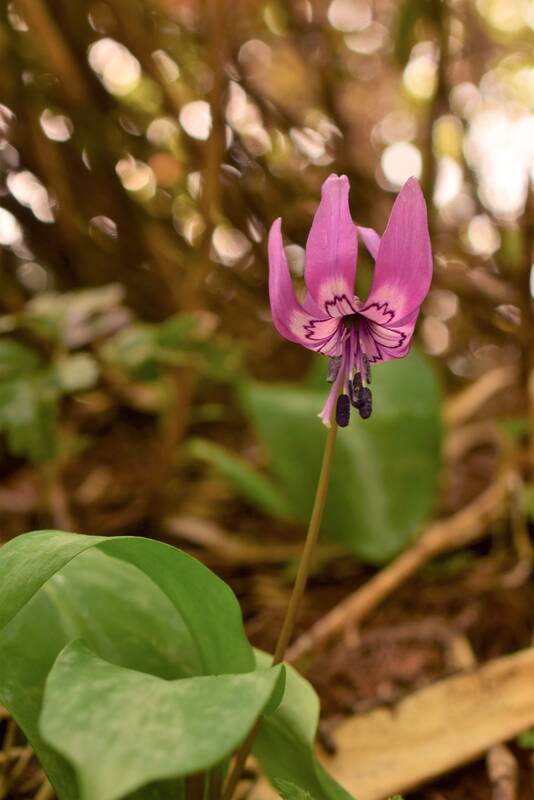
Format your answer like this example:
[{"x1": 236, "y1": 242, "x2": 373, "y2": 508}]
[
  {"x1": 358, "y1": 226, "x2": 381, "y2": 260},
  {"x1": 361, "y1": 178, "x2": 432, "y2": 325},
  {"x1": 361, "y1": 308, "x2": 419, "y2": 363},
  {"x1": 268, "y1": 218, "x2": 322, "y2": 349},
  {"x1": 304, "y1": 174, "x2": 358, "y2": 313}
]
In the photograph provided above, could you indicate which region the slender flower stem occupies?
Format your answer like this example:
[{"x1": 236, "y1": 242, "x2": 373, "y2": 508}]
[
  {"x1": 221, "y1": 420, "x2": 338, "y2": 800},
  {"x1": 271, "y1": 420, "x2": 338, "y2": 665}
]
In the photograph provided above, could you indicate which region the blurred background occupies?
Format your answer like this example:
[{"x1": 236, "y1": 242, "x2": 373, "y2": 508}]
[{"x1": 0, "y1": 0, "x2": 533, "y2": 797}]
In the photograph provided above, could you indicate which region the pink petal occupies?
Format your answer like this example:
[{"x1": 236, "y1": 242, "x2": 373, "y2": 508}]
[
  {"x1": 361, "y1": 308, "x2": 419, "y2": 363},
  {"x1": 268, "y1": 218, "x2": 314, "y2": 346},
  {"x1": 268, "y1": 218, "x2": 335, "y2": 351},
  {"x1": 358, "y1": 226, "x2": 380, "y2": 260},
  {"x1": 304, "y1": 174, "x2": 358, "y2": 312},
  {"x1": 302, "y1": 292, "x2": 324, "y2": 317},
  {"x1": 361, "y1": 178, "x2": 432, "y2": 325}
]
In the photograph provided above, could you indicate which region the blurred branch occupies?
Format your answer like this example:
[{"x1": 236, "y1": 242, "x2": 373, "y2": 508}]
[
  {"x1": 421, "y1": 0, "x2": 450, "y2": 217},
  {"x1": 520, "y1": 188, "x2": 534, "y2": 468},
  {"x1": 14, "y1": 0, "x2": 92, "y2": 107},
  {"x1": 443, "y1": 365, "x2": 519, "y2": 428},
  {"x1": 182, "y1": 0, "x2": 227, "y2": 311},
  {"x1": 149, "y1": 0, "x2": 229, "y2": 519},
  {"x1": 107, "y1": 0, "x2": 184, "y2": 115}
]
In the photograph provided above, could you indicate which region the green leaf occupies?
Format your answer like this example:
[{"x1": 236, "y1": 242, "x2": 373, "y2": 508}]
[
  {"x1": 0, "y1": 531, "x2": 255, "y2": 796},
  {"x1": 0, "y1": 548, "x2": 206, "y2": 799},
  {"x1": 240, "y1": 349, "x2": 442, "y2": 563},
  {"x1": 156, "y1": 313, "x2": 197, "y2": 347},
  {"x1": 0, "y1": 377, "x2": 58, "y2": 462},
  {"x1": 189, "y1": 438, "x2": 293, "y2": 518},
  {"x1": 0, "y1": 533, "x2": 348, "y2": 800},
  {"x1": 0, "y1": 530, "x2": 253, "y2": 674},
  {"x1": 0, "y1": 339, "x2": 42, "y2": 379},
  {"x1": 40, "y1": 640, "x2": 284, "y2": 800},
  {"x1": 102, "y1": 324, "x2": 159, "y2": 372},
  {"x1": 254, "y1": 651, "x2": 351, "y2": 800},
  {"x1": 274, "y1": 779, "x2": 315, "y2": 800}
]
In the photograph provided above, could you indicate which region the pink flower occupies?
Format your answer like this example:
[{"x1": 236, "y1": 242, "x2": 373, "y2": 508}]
[{"x1": 268, "y1": 174, "x2": 433, "y2": 427}]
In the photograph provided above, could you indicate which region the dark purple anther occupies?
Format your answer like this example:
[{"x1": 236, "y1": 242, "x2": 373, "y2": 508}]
[
  {"x1": 327, "y1": 356, "x2": 342, "y2": 383},
  {"x1": 335, "y1": 394, "x2": 350, "y2": 427},
  {"x1": 358, "y1": 387, "x2": 372, "y2": 419},
  {"x1": 362, "y1": 354, "x2": 371, "y2": 385},
  {"x1": 349, "y1": 373, "x2": 363, "y2": 408}
]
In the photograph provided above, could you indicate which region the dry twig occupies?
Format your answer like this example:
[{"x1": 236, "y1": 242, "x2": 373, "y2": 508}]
[
  {"x1": 487, "y1": 744, "x2": 518, "y2": 800},
  {"x1": 287, "y1": 470, "x2": 515, "y2": 665}
]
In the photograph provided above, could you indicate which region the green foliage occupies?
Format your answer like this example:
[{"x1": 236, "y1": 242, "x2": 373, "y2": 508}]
[
  {"x1": 0, "y1": 311, "x2": 105, "y2": 461},
  {"x1": 0, "y1": 289, "x2": 241, "y2": 459},
  {"x1": 275, "y1": 779, "x2": 315, "y2": 800},
  {"x1": 0, "y1": 339, "x2": 42, "y2": 379},
  {"x1": 102, "y1": 312, "x2": 240, "y2": 387},
  {"x1": 189, "y1": 438, "x2": 293, "y2": 518},
  {"x1": 238, "y1": 349, "x2": 442, "y2": 563},
  {"x1": 41, "y1": 641, "x2": 284, "y2": 800},
  {"x1": 253, "y1": 651, "x2": 352, "y2": 800},
  {"x1": 0, "y1": 372, "x2": 59, "y2": 462},
  {"x1": 0, "y1": 531, "x2": 352, "y2": 800}
]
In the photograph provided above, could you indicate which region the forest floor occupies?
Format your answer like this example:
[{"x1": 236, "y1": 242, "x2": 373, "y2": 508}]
[{"x1": 2, "y1": 399, "x2": 532, "y2": 799}]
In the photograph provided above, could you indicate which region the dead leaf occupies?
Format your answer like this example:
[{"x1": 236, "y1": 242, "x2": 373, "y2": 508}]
[{"x1": 324, "y1": 648, "x2": 534, "y2": 800}]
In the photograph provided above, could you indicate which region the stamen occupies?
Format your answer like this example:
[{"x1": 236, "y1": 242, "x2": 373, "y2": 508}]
[
  {"x1": 349, "y1": 372, "x2": 363, "y2": 408},
  {"x1": 358, "y1": 387, "x2": 373, "y2": 420},
  {"x1": 326, "y1": 356, "x2": 342, "y2": 383},
  {"x1": 335, "y1": 394, "x2": 350, "y2": 427},
  {"x1": 362, "y1": 354, "x2": 371, "y2": 385}
]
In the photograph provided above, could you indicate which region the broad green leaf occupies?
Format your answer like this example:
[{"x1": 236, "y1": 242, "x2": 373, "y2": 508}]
[
  {"x1": 0, "y1": 533, "x2": 349, "y2": 800},
  {"x1": 43, "y1": 549, "x2": 199, "y2": 678},
  {"x1": 190, "y1": 438, "x2": 293, "y2": 518},
  {"x1": 240, "y1": 349, "x2": 441, "y2": 563},
  {"x1": 40, "y1": 640, "x2": 284, "y2": 800},
  {"x1": 0, "y1": 588, "x2": 78, "y2": 799},
  {"x1": 0, "y1": 548, "x2": 206, "y2": 799},
  {"x1": 0, "y1": 530, "x2": 253, "y2": 675},
  {"x1": 0, "y1": 531, "x2": 254, "y2": 796}
]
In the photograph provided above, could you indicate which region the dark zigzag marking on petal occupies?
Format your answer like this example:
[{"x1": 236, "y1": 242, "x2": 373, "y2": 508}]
[
  {"x1": 360, "y1": 301, "x2": 396, "y2": 324},
  {"x1": 324, "y1": 294, "x2": 357, "y2": 317}
]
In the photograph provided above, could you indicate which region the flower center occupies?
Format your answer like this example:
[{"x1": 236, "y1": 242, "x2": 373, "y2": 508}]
[
  {"x1": 327, "y1": 320, "x2": 373, "y2": 427},
  {"x1": 342, "y1": 313, "x2": 360, "y2": 330}
]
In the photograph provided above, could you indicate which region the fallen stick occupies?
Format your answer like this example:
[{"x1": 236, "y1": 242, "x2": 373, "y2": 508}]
[
  {"x1": 323, "y1": 647, "x2": 534, "y2": 800},
  {"x1": 287, "y1": 470, "x2": 516, "y2": 665},
  {"x1": 443, "y1": 366, "x2": 518, "y2": 428}
]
